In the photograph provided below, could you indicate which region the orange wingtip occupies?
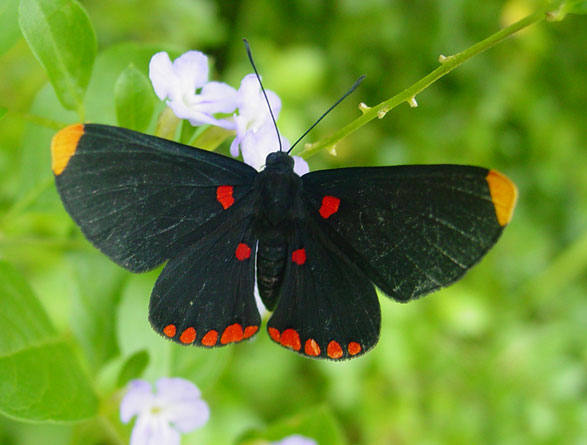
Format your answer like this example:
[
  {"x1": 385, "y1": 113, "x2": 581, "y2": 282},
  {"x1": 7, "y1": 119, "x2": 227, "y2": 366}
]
[
  {"x1": 51, "y1": 123, "x2": 84, "y2": 175},
  {"x1": 486, "y1": 169, "x2": 518, "y2": 226}
]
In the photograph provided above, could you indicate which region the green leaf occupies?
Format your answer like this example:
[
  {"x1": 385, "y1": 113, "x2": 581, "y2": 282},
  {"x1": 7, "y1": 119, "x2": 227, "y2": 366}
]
[
  {"x1": 192, "y1": 125, "x2": 235, "y2": 151},
  {"x1": 117, "y1": 272, "x2": 171, "y2": 381},
  {"x1": 0, "y1": 263, "x2": 55, "y2": 356},
  {"x1": 566, "y1": 0, "x2": 587, "y2": 13},
  {"x1": 0, "y1": 0, "x2": 21, "y2": 55},
  {"x1": 117, "y1": 350, "x2": 149, "y2": 388},
  {"x1": 114, "y1": 64, "x2": 156, "y2": 132},
  {"x1": 238, "y1": 405, "x2": 347, "y2": 445},
  {"x1": 0, "y1": 107, "x2": 7, "y2": 120},
  {"x1": 69, "y1": 253, "x2": 126, "y2": 371},
  {"x1": 19, "y1": 0, "x2": 97, "y2": 113},
  {"x1": 180, "y1": 119, "x2": 199, "y2": 144},
  {"x1": 0, "y1": 261, "x2": 98, "y2": 422}
]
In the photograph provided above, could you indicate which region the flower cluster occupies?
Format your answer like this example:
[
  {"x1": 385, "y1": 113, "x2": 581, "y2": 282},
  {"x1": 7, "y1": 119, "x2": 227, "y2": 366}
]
[
  {"x1": 149, "y1": 51, "x2": 308, "y2": 175},
  {"x1": 121, "y1": 377, "x2": 317, "y2": 445},
  {"x1": 121, "y1": 378, "x2": 209, "y2": 445}
]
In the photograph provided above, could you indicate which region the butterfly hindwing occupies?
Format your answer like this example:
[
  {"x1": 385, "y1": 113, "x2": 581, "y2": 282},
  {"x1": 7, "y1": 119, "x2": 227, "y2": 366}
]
[
  {"x1": 267, "y1": 208, "x2": 380, "y2": 360},
  {"x1": 301, "y1": 165, "x2": 517, "y2": 301},
  {"x1": 51, "y1": 123, "x2": 257, "y2": 272},
  {"x1": 149, "y1": 199, "x2": 260, "y2": 347}
]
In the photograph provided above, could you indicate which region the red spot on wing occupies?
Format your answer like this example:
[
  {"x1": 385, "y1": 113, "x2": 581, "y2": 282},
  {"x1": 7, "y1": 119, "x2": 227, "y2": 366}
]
[
  {"x1": 201, "y1": 330, "x2": 218, "y2": 346},
  {"x1": 268, "y1": 327, "x2": 281, "y2": 342},
  {"x1": 163, "y1": 324, "x2": 176, "y2": 338},
  {"x1": 348, "y1": 341, "x2": 362, "y2": 356},
  {"x1": 216, "y1": 185, "x2": 235, "y2": 209},
  {"x1": 221, "y1": 323, "x2": 244, "y2": 344},
  {"x1": 327, "y1": 340, "x2": 343, "y2": 359},
  {"x1": 304, "y1": 338, "x2": 321, "y2": 357},
  {"x1": 280, "y1": 329, "x2": 301, "y2": 351},
  {"x1": 179, "y1": 327, "x2": 196, "y2": 344},
  {"x1": 235, "y1": 243, "x2": 251, "y2": 261},
  {"x1": 244, "y1": 325, "x2": 259, "y2": 338},
  {"x1": 319, "y1": 196, "x2": 340, "y2": 219},
  {"x1": 291, "y1": 248, "x2": 306, "y2": 265}
]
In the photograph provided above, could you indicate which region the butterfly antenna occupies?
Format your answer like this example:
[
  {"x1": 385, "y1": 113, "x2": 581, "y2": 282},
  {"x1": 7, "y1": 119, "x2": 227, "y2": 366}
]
[
  {"x1": 287, "y1": 75, "x2": 365, "y2": 155},
  {"x1": 243, "y1": 39, "x2": 283, "y2": 152}
]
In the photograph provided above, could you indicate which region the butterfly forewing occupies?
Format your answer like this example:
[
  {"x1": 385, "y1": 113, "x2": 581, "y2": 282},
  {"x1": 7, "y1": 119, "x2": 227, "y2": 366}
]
[
  {"x1": 301, "y1": 165, "x2": 517, "y2": 301},
  {"x1": 51, "y1": 124, "x2": 257, "y2": 272}
]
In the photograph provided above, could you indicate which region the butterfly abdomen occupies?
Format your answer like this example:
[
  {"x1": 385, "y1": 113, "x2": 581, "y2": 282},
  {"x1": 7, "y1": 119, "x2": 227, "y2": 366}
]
[{"x1": 256, "y1": 242, "x2": 287, "y2": 310}]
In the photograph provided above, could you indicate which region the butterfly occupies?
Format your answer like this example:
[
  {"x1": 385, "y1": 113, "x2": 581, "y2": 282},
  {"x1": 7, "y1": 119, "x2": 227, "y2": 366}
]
[{"x1": 51, "y1": 117, "x2": 517, "y2": 360}]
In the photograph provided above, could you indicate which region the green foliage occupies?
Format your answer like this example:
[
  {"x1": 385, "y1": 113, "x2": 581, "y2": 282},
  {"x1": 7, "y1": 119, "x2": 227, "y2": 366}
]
[
  {"x1": 0, "y1": 0, "x2": 21, "y2": 56},
  {"x1": 18, "y1": 0, "x2": 96, "y2": 114},
  {"x1": 116, "y1": 350, "x2": 150, "y2": 388},
  {"x1": 0, "y1": 261, "x2": 98, "y2": 422},
  {"x1": 238, "y1": 405, "x2": 346, "y2": 445},
  {"x1": 114, "y1": 64, "x2": 156, "y2": 132},
  {"x1": 0, "y1": 0, "x2": 585, "y2": 444}
]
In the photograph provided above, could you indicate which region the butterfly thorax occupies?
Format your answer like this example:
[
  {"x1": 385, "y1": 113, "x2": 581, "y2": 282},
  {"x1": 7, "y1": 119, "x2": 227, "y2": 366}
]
[{"x1": 254, "y1": 152, "x2": 301, "y2": 310}]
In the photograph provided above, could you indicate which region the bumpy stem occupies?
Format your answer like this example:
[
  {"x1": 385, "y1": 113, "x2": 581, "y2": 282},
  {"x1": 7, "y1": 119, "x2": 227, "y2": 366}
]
[{"x1": 294, "y1": 9, "x2": 548, "y2": 159}]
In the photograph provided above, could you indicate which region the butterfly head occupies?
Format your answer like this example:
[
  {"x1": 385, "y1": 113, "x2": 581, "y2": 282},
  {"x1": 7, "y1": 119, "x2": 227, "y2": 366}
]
[{"x1": 265, "y1": 151, "x2": 294, "y2": 172}]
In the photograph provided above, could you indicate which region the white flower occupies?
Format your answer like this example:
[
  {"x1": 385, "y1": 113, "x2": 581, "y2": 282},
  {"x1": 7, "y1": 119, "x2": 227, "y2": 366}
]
[
  {"x1": 230, "y1": 74, "x2": 282, "y2": 158},
  {"x1": 230, "y1": 74, "x2": 309, "y2": 175},
  {"x1": 149, "y1": 51, "x2": 309, "y2": 175},
  {"x1": 120, "y1": 378, "x2": 209, "y2": 445},
  {"x1": 272, "y1": 435, "x2": 317, "y2": 445},
  {"x1": 149, "y1": 51, "x2": 237, "y2": 129}
]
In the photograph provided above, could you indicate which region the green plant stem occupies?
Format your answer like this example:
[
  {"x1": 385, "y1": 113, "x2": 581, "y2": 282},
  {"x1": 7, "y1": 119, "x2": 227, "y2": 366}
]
[{"x1": 294, "y1": 9, "x2": 548, "y2": 159}]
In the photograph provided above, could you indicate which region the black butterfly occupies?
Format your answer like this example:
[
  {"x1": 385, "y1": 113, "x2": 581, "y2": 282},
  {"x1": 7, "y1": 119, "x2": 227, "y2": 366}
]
[{"x1": 51, "y1": 118, "x2": 516, "y2": 360}]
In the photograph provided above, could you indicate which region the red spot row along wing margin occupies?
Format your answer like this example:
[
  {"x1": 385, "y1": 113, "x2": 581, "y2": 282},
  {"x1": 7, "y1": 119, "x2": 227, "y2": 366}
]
[
  {"x1": 163, "y1": 323, "x2": 258, "y2": 346},
  {"x1": 268, "y1": 327, "x2": 362, "y2": 359}
]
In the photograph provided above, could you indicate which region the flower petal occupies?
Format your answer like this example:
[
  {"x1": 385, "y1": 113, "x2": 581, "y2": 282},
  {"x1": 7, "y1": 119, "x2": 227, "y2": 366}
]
[
  {"x1": 293, "y1": 156, "x2": 310, "y2": 176},
  {"x1": 120, "y1": 380, "x2": 155, "y2": 424},
  {"x1": 240, "y1": 123, "x2": 282, "y2": 171},
  {"x1": 186, "y1": 111, "x2": 235, "y2": 129},
  {"x1": 156, "y1": 377, "x2": 201, "y2": 401},
  {"x1": 172, "y1": 50, "x2": 209, "y2": 92},
  {"x1": 131, "y1": 413, "x2": 181, "y2": 445},
  {"x1": 272, "y1": 435, "x2": 317, "y2": 445},
  {"x1": 156, "y1": 378, "x2": 210, "y2": 432},
  {"x1": 167, "y1": 399, "x2": 210, "y2": 433},
  {"x1": 149, "y1": 52, "x2": 176, "y2": 101},
  {"x1": 199, "y1": 81, "x2": 238, "y2": 114},
  {"x1": 236, "y1": 74, "x2": 282, "y2": 128}
]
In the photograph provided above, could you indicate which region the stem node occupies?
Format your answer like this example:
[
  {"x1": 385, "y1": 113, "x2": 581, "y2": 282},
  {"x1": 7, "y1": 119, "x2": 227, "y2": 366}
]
[
  {"x1": 359, "y1": 102, "x2": 371, "y2": 114},
  {"x1": 377, "y1": 105, "x2": 391, "y2": 119}
]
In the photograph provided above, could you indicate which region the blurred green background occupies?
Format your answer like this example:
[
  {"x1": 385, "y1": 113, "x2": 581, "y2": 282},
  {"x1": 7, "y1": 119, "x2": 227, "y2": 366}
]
[{"x1": 0, "y1": 0, "x2": 585, "y2": 444}]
